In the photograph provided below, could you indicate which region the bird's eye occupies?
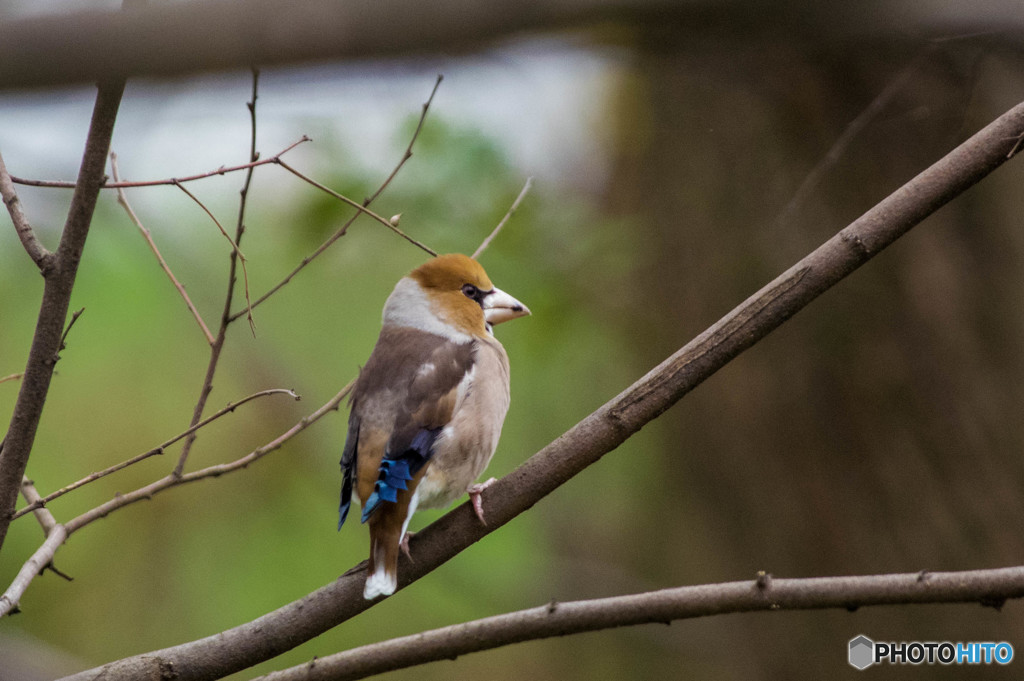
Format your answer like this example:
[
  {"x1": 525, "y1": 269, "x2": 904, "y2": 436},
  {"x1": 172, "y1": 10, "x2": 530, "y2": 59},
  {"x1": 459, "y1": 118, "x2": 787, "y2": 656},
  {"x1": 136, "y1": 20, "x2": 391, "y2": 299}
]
[{"x1": 461, "y1": 284, "x2": 479, "y2": 299}]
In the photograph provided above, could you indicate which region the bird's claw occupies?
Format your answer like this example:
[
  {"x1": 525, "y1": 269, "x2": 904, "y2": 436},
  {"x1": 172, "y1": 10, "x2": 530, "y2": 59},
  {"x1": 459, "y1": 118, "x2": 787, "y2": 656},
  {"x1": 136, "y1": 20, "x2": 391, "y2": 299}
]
[
  {"x1": 467, "y1": 477, "x2": 498, "y2": 525},
  {"x1": 400, "y1": 531, "x2": 416, "y2": 562}
]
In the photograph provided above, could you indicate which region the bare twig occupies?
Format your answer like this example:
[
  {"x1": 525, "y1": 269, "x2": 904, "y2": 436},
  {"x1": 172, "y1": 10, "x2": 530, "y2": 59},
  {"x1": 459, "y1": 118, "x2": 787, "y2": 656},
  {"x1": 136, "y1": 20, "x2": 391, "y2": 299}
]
[
  {"x1": 472, "y1": 176, "x2": 532, "y2": 259},
  {"x1": 0, "y1": 150, "x2": 52, "y2": 270},
  {"x1": 0, "y1": 522, "x2": 66, "y2": 617},
  {"x1": 65, "y1": 382, "x2": 349, "y2": 534},
  {"x1": 228, "y1": 76, "x2": 442, "y2": 322},
  {"x1": 19, "y1": 478, "x2": 57, "y2": 535},
  {"x1": 55, "y1": 308, "x2": 85, "y2": 365},
  {"x1": 2, "y1": 382, "x2": 339, "y2": 614},
  {"x1": 0, "y1": 79, "x2": 125, "y2": 553},
  {"x1": 173, "y1": 180, "x2": 255, "y2": 332},
  {"x1": 0, "y1": 373, "x2": 25, "y2": 385},
  {"x1": 11, "y1": 389, "x2": 299, "y2": 521},
  {"x1": 57, "y1": 99, "x2": 1024, "y2": 681},
  {"x1": 231, "y1": 68, "x2": 261, "y2": 334},
  {"x1": 773, "y1": 45, "x2": 936, "y2": 230},
  {"x1": 9, "y1": 137, "x2": 311, "y2": 190},
  {"x1": 0, "y1": 479, "x2": 66, "y2": 617},
  {"x1": 253, "y1": 565, "x2": 1024, "y2": 681},
  {"x1": 110, "y1": 151, "x2": 216, "y2": 344},
  {"x1": 367, "y1": 74, "x2": 442, "y2": 205},
  {"x1": 172, "y1": 71, "x2": 261, "y2": 477},
  {"x1": 276, "y1": 159, "x2": 437, "y2": 256}
]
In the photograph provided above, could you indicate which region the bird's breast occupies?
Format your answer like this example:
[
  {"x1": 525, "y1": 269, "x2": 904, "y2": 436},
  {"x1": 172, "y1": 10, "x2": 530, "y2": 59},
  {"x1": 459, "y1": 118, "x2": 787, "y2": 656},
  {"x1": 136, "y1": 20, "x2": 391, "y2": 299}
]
[{"x1": 416, "y1": 337, "x2": 511, "y2": 509}]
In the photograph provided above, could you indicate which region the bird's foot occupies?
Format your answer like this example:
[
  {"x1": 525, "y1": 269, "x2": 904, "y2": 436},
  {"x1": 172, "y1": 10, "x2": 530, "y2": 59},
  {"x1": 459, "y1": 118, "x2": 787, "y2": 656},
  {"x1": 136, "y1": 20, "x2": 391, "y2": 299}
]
[
  {"x1": 400, "y1": 531, "x2": 416, "y2": 562},
  {"x1": 467, "y1": 478, "x2": 498, "y2": 525}
]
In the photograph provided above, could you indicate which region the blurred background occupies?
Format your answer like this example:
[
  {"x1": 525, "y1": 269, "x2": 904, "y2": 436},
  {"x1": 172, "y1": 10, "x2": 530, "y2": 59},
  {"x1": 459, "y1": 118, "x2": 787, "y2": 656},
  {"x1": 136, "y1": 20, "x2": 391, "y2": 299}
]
[{"x1": 3, "y1": 1, "x2": 1024, "y2": 679}]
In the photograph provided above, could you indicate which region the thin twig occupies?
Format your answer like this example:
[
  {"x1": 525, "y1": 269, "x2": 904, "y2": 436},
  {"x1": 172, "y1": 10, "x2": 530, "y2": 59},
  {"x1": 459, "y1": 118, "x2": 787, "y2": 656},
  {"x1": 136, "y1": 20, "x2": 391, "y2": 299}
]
[
  {"x1": 173, "y1": 180, "x2": 255, "y2": 333},
  {"x1": 472, "y1": 176, "x2": 532, "y2": 259},
  {"x1": 9, "y1": 136, "x2": 311, "y2": 189},
  {"x1": 65, "y1": 381, "x2": 351, "y2": 534},
  {"x1": 231, "y1": 67, "x2": 261, "y2": 334},
  {"x1": 773, "y1": 45, "x2": 937, "y2": 230},
  {"x1": 0, "y1": 149, "x2": 52, "y2": 270},
  {"x1": 173, "y1": 69, "x2": 261, "y2": 478},
  {"x1": 11, "y1": 389, "x2": 299, "y2": 521},
  {"x1": 276, "y1": 159, "x2": 437, "y2": 256},
  {"x1": 0, "y1": 479, "x2": 67, "y2": 617},
  {"x1": 227, "y1": 76, "x2": 442, "y2": 322},
  {"x1": 367, "y1": 74, "x2": 442, "y2": 205},
  {"x1": 0, "y1": 522, "x2": 66, "y2": 617},
  {"x1": 19, "y1": 478, "x2": 57, "y2": 535},
  {"x1": 0, "y1": 373, "x2": 24, "y2": 385},
  {"x1": 110, "y1": 151, "x2": 215, "y2": 344}
]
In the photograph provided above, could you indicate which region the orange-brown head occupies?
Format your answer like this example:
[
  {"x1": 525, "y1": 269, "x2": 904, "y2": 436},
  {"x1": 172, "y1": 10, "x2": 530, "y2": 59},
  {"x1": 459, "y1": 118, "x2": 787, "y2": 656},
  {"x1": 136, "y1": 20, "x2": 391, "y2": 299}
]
[{"x1": 384, "y1": 254, "x2": 529, "y2": 340}]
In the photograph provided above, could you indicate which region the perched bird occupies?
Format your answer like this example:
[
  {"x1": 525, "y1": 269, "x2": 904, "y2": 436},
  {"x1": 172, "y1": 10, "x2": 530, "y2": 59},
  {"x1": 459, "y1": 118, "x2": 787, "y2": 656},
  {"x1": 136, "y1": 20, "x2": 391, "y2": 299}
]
[{"x1": 339, "y1": 253, "x2": 530, "y2": 599}]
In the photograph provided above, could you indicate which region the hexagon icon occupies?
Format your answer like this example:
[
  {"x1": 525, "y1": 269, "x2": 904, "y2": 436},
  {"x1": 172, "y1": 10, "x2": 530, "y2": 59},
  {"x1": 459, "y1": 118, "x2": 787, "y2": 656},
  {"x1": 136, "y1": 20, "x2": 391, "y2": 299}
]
[{"x1": 849, "y1": 635, "x2": 875, "y2": 670}]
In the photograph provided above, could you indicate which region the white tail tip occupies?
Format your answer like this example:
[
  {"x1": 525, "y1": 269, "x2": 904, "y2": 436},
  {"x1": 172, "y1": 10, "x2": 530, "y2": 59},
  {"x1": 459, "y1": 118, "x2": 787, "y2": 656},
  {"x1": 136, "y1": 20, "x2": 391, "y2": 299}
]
[{"x1": 364, "y1": 568, "x2": 397, "y2": 600}]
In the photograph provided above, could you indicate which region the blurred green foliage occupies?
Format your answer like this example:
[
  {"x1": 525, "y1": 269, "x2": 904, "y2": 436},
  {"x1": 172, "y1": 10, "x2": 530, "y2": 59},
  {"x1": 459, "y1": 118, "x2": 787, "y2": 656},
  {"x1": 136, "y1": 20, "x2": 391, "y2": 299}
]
[
  {"x1": 0, "y1": 113, "x2": 648, "y2": 680},
  {"x1": 6, "y1": 36, "x2": 1024, "y2": 681}
]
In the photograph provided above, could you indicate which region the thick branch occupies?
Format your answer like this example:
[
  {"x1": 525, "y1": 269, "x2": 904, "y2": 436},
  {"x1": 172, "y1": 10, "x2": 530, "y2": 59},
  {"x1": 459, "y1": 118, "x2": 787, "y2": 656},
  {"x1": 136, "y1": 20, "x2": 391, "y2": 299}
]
[
  {"x1": 60, "y1": 100, "x2": 1024, "y2": 681},
  {"x1": 0, "y1": 79, "x2": 125, "y2": 554},
  {"x1": 0, "y1": 0, "x2": 609, "y2": 91},
  {"x1": 1, "y1": 1, "x2": 1022, "y2": 91},
  {"x1": 255, "y1": 566, "x2": 1024, "y2": 681}
]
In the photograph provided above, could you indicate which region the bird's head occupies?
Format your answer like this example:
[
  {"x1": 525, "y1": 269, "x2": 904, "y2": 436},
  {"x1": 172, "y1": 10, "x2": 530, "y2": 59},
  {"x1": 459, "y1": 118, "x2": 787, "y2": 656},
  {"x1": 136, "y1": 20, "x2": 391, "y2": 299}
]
[{"x1": 384, "y1": 253, "x2": 530, "y2": 340}]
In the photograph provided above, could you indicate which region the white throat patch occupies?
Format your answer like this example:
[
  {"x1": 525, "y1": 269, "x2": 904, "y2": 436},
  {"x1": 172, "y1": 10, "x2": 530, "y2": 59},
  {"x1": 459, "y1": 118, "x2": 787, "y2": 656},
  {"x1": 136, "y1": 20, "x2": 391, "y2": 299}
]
[{"x1": 382, "y1": 277, "x2": 473, "y2": 344}]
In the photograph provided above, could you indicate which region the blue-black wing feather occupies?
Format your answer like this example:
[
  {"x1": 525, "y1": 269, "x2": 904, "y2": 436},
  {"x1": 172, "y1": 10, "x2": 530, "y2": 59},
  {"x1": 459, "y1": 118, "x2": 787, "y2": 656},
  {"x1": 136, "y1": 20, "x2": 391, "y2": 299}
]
[
  {"x1": 338, "y1": 415, "x2": 359, "y2": 530},
  {"x1": 360, "y1": 426, "x2": 441, "y2": 522}
]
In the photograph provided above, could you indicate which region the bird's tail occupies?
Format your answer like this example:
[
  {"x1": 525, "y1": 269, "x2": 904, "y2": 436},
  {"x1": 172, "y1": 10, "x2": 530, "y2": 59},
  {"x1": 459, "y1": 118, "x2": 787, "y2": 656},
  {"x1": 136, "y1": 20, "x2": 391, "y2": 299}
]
[{"x1": 364, "y1": 518, "x2": 400, "y2": 599}]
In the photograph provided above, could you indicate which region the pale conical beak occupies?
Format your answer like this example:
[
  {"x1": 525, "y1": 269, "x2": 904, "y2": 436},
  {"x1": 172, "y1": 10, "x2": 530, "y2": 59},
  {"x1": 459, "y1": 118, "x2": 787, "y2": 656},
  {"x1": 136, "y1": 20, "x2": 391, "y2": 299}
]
[{"x1": 483, "y1": 287, "x2": 530, "y2": 325}]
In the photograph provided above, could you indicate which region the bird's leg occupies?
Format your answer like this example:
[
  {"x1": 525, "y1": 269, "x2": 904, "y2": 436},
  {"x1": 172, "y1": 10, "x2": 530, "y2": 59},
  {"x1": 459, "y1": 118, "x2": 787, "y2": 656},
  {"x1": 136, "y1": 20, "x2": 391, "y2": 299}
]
[
  {"x1": 467, "y1": 477, "x2": 498, "y2": 525},
  {"x1": 399, "y1": 530, "x2": 416, "y2": 562}
]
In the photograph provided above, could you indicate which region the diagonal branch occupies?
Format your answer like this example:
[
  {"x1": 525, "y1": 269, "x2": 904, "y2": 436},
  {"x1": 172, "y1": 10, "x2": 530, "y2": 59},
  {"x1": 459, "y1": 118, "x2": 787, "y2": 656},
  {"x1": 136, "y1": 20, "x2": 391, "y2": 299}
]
[
  {"x1": 0, "y1": 78, "x2": 125, "y2": 555},
  {"x1": 772, "y1": 45, "x2": 937, "y2": 230},
  {"x1": 472, "y1": 176, "x2": 532, "y2": 259},
  {"x1": 10, "y1": 389, "x2": 299, "y2": 521},
  {"x1": 59, "y1": 99, "x2": 1024, "y2": 681},
  {"x1": 253, "y1": 565, "x2": 1024, "y2": 681},
  {"x1": 0, "y1": 478, "x2": 67, "y2": 617},
  {"x1": 110, "y1": 151, "x2": 216, "y2": 345},
  {"x1": 173, "y1": 179, "x2": 255, "y2": 333},
  {"x1": 64, "y1": 382, "x2": 350, "y2": 535},
  {"x1": 0, "y1": 520, "x2": 66, "y2": 617},
  {"x1": 276, "y1": 159, "x2": 437, "y2": 256},
  {"x1": 19, "y1": 477, "x2": 58, "y2": 535},
  {"x1": 0, "y1": 150, "x2": 52, "y2": 270}
]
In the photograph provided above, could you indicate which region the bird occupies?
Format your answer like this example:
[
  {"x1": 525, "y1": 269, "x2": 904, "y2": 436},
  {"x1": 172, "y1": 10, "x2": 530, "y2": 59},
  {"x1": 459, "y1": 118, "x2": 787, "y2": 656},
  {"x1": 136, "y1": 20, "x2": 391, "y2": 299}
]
[{"x1": 338, "y1": 253, "x2": 530, "y2": 600}]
